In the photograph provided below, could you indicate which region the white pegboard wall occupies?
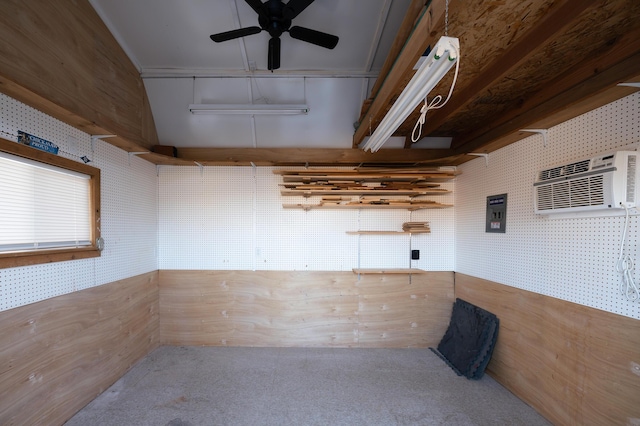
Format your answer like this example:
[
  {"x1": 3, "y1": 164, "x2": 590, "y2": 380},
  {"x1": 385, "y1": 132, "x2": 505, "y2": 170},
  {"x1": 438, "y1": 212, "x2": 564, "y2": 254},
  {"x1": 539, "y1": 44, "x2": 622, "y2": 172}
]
[
  {"x1": 257, "y1": 166, "x2": 362, "y2": 271},
  {"x1": 158, "y1": 166, "x2": 456, "y2": 272},
  {"x1": 0, "y1": 95, "x2": 93, "y2": 164},
  {"x1": 0, "y1": 93, "x2": 158, "y2": 312},
  {"x1": 92, "y1": 141, "x2": 158, "y2": 284},
  {"x1": 158, "y1": 166, "x2": 255, "y2": 270},
  {"x1": 456, "y1": 93, "x2": 640, "y2": 319}
]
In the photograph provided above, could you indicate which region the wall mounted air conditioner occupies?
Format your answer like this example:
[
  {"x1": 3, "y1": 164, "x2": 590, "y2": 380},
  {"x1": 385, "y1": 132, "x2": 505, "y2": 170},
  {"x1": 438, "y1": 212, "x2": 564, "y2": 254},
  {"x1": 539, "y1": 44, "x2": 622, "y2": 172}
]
[{"x1": 534, "y1": 150, "x2": 639, "y2": 215}]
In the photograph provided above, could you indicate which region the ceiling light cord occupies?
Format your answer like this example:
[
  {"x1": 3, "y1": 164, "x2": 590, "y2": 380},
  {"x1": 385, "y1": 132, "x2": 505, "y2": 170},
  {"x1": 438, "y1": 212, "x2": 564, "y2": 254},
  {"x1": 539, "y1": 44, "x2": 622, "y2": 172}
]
[
  {"x1": 411, "y1": 49, "x2": 460, "y2": 143},
  {"x1": 617, "y1": 204, "x2": 640, "y2": 302},
  {"x1": 445, "y1": 0, "x2": 449, "y2": 36}
]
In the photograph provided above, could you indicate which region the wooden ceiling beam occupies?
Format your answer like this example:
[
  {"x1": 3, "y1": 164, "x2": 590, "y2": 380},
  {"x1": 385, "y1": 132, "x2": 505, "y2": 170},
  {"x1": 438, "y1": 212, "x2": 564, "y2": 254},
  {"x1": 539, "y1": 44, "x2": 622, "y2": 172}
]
[
  {"x1": 451, "y1": 26, "x2": 640, "y2": 155},
  {"x1": 449, "y1": 84, "x2": 639, "y2": 166},
  {"x1": 358, "y1": 0, "x2": 428, "y2": 119},
  {"x1": 352, "y1": 0, "x2": 446, "y2": 148},
  {"x1": 146, "y1": 148, "x2": 462, "y2": 167},
  {"x1": 417, "y1": 0, "x2": 599, "y2": 138}
]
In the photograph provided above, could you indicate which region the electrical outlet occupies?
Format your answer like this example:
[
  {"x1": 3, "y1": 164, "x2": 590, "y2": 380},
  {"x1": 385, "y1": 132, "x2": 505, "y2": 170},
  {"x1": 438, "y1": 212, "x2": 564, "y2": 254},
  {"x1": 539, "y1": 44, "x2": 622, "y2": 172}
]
[{"x1": 411, "y1": 250, "x2": 420, "y2": 260}]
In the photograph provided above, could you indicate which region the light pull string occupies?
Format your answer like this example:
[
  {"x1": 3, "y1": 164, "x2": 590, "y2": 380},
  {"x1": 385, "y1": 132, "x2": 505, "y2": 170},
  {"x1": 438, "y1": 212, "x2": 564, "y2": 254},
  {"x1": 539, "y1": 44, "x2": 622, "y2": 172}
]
[{"x1": 411, "y1": 48, "x2": 460, "y2": 143}]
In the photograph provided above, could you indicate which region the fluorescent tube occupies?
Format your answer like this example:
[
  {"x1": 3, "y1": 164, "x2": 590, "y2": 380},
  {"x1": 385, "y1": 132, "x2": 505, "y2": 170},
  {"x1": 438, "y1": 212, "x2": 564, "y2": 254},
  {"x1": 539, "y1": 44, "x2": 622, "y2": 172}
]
[
  {"x1": 361, "y1": 36, "x2": 459, "y2": 152},
  {"x1": 189, "y1": 104, "x2": 309, "y2": 115}
]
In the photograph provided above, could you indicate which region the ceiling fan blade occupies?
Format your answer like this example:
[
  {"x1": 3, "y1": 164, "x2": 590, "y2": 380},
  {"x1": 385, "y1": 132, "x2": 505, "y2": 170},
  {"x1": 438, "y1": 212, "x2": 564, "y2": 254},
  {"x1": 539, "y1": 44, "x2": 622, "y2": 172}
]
[
  {"x1": 244, "y1": 0, "x2": 267, "y2": 17},
  {"x1": 210, "y1": 26, "x2": 262, "y2": 43},
  {"x1": 289, "y1": 26, "x2": 339, "y2": 49},
  {"x1": 268, "y1": 37, "x2": 281, "y2": 70},
  {"x1": 283, "y1": 0, "x2": 315, "y2": 19}
]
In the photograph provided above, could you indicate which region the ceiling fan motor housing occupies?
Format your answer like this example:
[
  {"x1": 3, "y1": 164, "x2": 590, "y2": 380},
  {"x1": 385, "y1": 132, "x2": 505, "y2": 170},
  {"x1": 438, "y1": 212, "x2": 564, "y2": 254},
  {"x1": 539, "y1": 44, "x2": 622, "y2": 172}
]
[
  {"x1": 260, "y1": 0, "x2": 292, "y2": 38},
  {"x1": 210, "y1": 0, "x2": 339, "y2": 70}
]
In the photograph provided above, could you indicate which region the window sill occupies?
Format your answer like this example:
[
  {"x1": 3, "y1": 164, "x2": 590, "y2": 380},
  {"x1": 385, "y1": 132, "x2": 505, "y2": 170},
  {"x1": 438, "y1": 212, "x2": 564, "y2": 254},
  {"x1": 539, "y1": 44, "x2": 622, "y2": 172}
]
[{"x1": 0, "y1": 247, "x2": 101, "y2": 268}]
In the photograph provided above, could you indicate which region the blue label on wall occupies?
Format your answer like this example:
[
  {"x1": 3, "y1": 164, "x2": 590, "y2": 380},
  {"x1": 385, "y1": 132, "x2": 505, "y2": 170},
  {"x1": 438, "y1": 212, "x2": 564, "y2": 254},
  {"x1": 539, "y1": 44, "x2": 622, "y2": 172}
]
[{"x1": 17, "y1": 131, "x2": 59, "y2": 155}]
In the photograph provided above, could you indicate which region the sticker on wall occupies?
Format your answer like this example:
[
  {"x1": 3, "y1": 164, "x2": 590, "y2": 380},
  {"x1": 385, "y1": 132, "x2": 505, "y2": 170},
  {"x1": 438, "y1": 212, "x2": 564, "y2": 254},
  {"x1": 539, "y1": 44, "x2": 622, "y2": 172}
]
[{"x1": 18, "y1": 130, "x2": 59, "y2": 154}]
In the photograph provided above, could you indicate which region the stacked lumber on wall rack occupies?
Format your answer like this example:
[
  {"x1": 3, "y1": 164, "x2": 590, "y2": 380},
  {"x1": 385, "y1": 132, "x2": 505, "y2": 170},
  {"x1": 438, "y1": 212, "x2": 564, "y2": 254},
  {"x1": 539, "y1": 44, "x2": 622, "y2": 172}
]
[
  {"x1": 403, "y1": 222, "x2": 431, "y2": 233},
  {"x1": 276, "y1": 168, "x2": 457, "y2": 210},
  {"x1": 347, "y1": 222, "x2": 431, "y2": 235}
]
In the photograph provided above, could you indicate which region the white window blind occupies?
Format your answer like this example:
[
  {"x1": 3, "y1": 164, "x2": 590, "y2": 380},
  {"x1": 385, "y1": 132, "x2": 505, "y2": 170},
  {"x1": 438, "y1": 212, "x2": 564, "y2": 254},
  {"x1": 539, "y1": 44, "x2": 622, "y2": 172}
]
[{"x1": 0, "y1": 151, "x2": 91, "y2": 252}]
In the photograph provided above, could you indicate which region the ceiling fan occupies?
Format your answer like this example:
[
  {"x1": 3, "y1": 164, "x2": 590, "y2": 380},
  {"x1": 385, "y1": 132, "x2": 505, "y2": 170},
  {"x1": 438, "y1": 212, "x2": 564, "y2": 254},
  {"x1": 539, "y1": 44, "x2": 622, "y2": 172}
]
[{"x1": 210, "y1": 0, "x2": 339, "y2": 70}]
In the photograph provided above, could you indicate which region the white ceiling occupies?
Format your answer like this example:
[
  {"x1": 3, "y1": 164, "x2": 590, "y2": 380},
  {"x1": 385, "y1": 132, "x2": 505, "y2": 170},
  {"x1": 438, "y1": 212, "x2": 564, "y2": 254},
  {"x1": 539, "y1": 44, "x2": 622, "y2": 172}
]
[{"x1": 89, "y1": 0, "x2": 413, "y2": 149}]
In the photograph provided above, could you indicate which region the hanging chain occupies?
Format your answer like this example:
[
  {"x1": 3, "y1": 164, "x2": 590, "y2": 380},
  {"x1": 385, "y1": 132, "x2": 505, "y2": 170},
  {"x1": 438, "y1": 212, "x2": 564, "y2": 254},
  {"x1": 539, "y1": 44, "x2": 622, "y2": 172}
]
[{"x1": 445, "y1": 0, "x2": 449, "y2": 36}]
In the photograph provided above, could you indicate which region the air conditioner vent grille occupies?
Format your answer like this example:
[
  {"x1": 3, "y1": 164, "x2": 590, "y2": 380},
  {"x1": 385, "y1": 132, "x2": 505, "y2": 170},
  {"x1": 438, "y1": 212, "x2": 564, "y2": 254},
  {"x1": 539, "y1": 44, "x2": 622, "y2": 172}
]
[
  {"x1": 536, "y1": 175, "x2": 604, "y2": 211},
  {"x1": 538, "y1": 159, "x2": 591, "y2": 181},
  {"x1": 626, "y1": 155, "x2": 636, "y2": 204}
]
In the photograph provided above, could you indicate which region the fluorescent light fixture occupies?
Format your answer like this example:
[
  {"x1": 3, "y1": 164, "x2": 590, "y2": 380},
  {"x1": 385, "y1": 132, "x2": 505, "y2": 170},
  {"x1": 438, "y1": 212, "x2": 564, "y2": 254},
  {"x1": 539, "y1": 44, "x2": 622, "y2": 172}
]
[
  {"x1": 361, "y1": 36, "x2": 459, "y2": 153},
  {"x1": 618, "y1": 82, "x2": 640, "y2": 88},
  {"x1": 189, "y1": 104, "x2": 309, "y2": 115}
]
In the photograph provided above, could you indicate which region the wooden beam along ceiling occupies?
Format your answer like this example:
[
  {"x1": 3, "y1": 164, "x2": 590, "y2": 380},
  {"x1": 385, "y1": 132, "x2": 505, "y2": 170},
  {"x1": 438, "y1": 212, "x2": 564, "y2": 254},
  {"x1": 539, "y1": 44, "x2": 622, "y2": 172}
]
[
  {"x1": 352, "y1": 0, "x2": 446, "y2": 148},
  {"x1": 452, "y1": 23, "x2": 640, "y2": 156},
  {"x1": 149, "y1": 147, "x2": 464, "y2": 167},
  {"x1": 412, "y1": 0, "x2": 599, "y2": 140}
]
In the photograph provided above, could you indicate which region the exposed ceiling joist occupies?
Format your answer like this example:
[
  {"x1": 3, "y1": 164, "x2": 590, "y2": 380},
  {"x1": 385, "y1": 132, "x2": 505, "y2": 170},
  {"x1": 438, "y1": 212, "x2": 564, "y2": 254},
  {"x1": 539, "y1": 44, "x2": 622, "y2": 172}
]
[
  {"x1": 417, "y1": 0, "x2": 599, "y2": 138},
  {"x1": 2, "y1": 0, "x2": 638, "y2": 168},
  {"x1": 144, "y1": 147, "x2": 461, "y2": 167},
  {"x1": 452, "y1": 26, "x2": 640, "y2": 156},
  {"x1": 365, "y1": 0, "x2": 428, "y2": 102},
  {"x1": 364, "y1": 0, "x2": 394, "y2": 72},
  {"x1": 352, "y1": 0, "x2": 446, "y2": 148}
]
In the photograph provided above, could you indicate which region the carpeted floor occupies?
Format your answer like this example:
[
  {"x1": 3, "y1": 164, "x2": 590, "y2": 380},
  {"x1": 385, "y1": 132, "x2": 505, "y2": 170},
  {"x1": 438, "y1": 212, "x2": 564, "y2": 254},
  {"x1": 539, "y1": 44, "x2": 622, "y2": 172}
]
[{"x1": 66, "y1": 346, "x2": 551, "y2": 426}]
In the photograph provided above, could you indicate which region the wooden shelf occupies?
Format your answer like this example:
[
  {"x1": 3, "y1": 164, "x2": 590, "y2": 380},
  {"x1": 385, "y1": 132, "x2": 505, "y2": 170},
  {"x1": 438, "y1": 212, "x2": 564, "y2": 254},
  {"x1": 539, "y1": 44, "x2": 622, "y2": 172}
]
[
  {"x1": 352, "y1": 268, "x2": 429, "y2": 274},
  {"x1": 283, "y1": 203, "x2": 452, "y2": 211},
  {"x1": 277, "y1": 168, "x2": 455, "y2": 211},
  {"x1": 280, "y1": 189, "x2": 450, "y2": 197},
  {"x1": 274, "y1": 169, "x2": 458, "y2": 183},
  {"x1": 346, "y1": 231, "x2": 430, "y2": 235}
]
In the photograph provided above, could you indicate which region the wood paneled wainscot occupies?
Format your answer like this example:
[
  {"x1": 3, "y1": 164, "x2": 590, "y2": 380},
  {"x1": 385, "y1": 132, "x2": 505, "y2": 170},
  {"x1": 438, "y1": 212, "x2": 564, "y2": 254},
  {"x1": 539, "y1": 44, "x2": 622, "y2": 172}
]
[
  {"x1": 0, "y1": 272, "x2": 159, "y2": 426},
  {"x1": 160, "y1": 270, "x2": 454, "y2": 348},
  {"x1": 455, "y1": 273, "x2": 640, "y2": 426}
]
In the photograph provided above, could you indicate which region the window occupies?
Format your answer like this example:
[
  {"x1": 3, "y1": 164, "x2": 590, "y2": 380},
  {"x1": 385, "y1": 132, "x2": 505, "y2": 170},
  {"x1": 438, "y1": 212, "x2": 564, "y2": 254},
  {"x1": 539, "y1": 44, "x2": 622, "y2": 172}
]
[{"x1": 0, "y1": 137, "x2": 101, "y2": 268}]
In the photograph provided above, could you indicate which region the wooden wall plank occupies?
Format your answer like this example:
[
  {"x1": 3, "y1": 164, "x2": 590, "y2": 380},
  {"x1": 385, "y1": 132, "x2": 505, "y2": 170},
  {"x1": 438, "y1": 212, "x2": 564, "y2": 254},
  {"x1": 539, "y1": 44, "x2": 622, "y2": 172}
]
[
  {"x1": 0, "y1": 0, "x2": 158, "y2": 150},
  {"x1": 356, "y1": 274, "x2": 453, "y2": 347},
  {"x1": 0, "y1": 272, "x2": 159, "y2": 426},
  {"x1": 160, "y1": 270, "x2": 454, "y2": 348},
  {"x1": 455, "y1": 273, "x2": 640, "y2": 426}
]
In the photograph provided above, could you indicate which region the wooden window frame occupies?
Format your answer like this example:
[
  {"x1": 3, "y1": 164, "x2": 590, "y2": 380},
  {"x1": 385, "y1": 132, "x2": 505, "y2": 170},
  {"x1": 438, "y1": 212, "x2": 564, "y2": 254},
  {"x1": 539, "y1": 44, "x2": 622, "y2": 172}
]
[{"x1": 0, "y1": 137, "x2": 101, "y2": 268}]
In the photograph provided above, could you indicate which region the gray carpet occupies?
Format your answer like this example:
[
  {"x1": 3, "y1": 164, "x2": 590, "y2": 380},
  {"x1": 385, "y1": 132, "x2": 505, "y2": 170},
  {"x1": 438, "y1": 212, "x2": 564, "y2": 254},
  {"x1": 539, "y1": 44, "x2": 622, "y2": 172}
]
[{"x1": 66, "y1": 346, "x2": 551, "y2": 426}]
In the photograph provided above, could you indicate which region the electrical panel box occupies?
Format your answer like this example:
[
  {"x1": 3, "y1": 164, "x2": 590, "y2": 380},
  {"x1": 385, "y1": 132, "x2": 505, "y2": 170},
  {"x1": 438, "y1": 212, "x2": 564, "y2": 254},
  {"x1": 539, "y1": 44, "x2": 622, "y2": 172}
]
[{"x1": 486, "y1": 194, "x2": 507, "y2": 233}]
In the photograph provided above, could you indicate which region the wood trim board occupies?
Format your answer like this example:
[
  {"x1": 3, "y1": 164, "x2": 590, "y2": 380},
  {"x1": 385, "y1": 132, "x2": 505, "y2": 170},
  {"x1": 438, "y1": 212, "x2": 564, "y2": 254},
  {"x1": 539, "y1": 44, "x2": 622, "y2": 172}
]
[
  {"x1": 0, "y1": 272, "x2": 159, "y2": 425},
  {"x1": 454, "y1": 273, "x2": 640, "y2": 426},
  {"x1": 0, "y1": 0, "x2": 158, "y2": 151},
  {"x1": 159, "y1": 270, "x2": 454, "y2": 348}
]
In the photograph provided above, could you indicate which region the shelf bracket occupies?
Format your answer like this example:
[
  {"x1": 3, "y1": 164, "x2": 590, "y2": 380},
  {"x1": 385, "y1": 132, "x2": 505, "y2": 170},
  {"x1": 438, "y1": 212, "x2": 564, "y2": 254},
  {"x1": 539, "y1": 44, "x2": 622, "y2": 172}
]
[
  {"x1": 128, "y1": 151, "x2": 150, "y2": 166},
  {"x1": 468, "y1": 153, "x2": 489, "y2": 167},
  {"x1": 618, "y1": 82, "x2": 640, "y2": 88},
  {"x1": 194, "y1": 161, "x2": 204, "y2": 176},
  {"x1": 91, "y1": 134, "x2": 116, "y2": 153},
  {"x1": 520, "y1": 128, "x2": 549, "y2": 147}
]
